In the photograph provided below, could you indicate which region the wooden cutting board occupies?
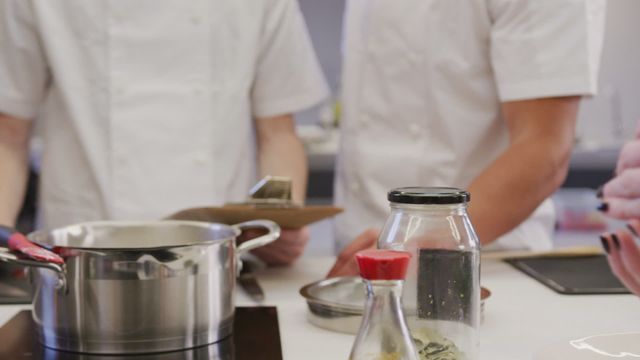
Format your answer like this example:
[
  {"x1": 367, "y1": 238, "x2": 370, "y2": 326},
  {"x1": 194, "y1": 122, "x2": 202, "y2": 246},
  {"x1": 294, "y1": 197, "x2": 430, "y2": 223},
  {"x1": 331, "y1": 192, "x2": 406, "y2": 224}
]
[{"x1": 167, "y1": 205, "x2": 343, "y2": 229}]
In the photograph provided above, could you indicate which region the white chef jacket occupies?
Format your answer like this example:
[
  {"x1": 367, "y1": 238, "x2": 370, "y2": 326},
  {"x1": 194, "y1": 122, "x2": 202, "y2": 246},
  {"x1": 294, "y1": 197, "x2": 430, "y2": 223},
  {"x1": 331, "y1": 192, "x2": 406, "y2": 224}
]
[
  {"x1": 335, "y1": 0, "x2": 605, "y2": 252},
  {"x1": 0, "y1": 0, "x2": 329, "y2": 230}
]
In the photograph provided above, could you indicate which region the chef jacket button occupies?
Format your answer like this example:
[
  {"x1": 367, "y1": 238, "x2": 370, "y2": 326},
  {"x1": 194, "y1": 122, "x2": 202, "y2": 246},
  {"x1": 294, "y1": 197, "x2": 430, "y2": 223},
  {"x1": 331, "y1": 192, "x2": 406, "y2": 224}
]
[
  {"x1": 409, "y1": 123, "x2": 421, "y2": 136},
  {"x1": 114, "y1": 152, "x2": 127, "y2": 165},
  {"x1": 193, "y1": 153, "x2": 208, "y2": 165},
  {"x1": 193, "y1": 87, "x2": 204, "y2": 96},
  {"x1": 97, "y1": 82, "x2": 108, "y2": 94},
  {"x1": 190, "y1": 16, "x2": 202, "y2": 25},
  {"x1": 350, "y1": 181, "x2": 360, "y2": 192},
  {"x1": 111, "y1": 13, "x2": 124, "y2": 25},
  {"x1": 408, "y1": 52, "x2": 421, "y2": 66}
]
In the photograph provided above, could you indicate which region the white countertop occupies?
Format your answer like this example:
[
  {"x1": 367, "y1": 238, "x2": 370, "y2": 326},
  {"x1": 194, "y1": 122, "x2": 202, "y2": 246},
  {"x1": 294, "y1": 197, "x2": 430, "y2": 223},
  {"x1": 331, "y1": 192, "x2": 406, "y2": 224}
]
[{"x1": 1, "y1": 256, "x2": 639, "y2": 360}]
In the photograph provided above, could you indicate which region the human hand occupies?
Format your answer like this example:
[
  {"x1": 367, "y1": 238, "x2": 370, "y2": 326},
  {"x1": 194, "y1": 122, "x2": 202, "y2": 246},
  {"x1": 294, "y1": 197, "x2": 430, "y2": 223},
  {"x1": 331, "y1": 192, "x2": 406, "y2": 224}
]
[
  {"x1": 326, "y1": 228, "x2": 379, "y2": 278},
  {"x1": 599, "y1": 122, "x2": 640, "y2": 219},
  {"x1": 600, "y1": 221, "x2": 640, "y2": 296},
  {"x1": 250, "y1": 227, "x2": 310, "y2": 266}
]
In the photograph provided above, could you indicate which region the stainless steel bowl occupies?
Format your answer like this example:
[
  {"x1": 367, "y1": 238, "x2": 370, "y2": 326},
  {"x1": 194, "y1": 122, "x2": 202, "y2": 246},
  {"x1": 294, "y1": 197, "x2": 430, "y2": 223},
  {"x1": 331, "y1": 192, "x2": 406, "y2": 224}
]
[{"x1": 300, "y1": 277, "x2": 491, "y2": 334}]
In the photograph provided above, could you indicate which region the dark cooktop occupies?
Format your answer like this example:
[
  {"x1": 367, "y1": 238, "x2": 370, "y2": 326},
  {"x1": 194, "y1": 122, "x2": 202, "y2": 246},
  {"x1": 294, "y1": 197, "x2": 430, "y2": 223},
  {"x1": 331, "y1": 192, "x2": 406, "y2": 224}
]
[{"x1": 0, "y1": 308, "x2": 283, "y2": 360}]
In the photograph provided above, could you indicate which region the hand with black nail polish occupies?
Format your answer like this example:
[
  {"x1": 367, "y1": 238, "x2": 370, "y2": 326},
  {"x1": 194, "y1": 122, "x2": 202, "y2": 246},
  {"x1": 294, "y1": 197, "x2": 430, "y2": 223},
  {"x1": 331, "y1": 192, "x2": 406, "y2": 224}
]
[
  {"x1": 598, "y1": 121, "x2": 640, "y2": 219},
  {"x1": 600, "y1": 227, "x2": 640, "y2": 296},
  {"x1": 596, "y1": 202, "x2": 609, "y2": 213},
  {"x1": 598, "y1": 120, "x2": 640, "y2": 296}
]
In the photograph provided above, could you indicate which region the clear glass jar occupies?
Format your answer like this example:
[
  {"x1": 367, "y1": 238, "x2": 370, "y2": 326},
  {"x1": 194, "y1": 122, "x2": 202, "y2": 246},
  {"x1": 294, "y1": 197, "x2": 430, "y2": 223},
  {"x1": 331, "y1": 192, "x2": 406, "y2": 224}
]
[
  {"x1": 350, "y1": 250, "x2": 419, "y2": 360},
  {"x1": 378, "y1": 187, "x2": 480, "y2": 360}
]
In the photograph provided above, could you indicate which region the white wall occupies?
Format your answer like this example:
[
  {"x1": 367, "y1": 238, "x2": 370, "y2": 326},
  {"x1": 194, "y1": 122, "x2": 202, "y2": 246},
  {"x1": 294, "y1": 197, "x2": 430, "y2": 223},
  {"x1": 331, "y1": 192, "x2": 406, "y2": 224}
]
[
  {"x1": 296, "y1": 0, "x2": 345, "y2": 125},
  {"x1": 299, "y1": 0, "x2": 344, "y2": 92},
  {"x1": 577, "y1": 0, "x2": 640, "y2": 149}
]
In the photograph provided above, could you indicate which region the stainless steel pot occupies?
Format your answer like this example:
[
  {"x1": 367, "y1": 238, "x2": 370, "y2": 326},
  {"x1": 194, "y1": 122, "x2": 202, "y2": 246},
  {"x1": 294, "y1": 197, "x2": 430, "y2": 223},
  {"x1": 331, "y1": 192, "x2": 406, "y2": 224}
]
[{"x1": 0, "y1": 220, "x2": 279, "y2": 355}]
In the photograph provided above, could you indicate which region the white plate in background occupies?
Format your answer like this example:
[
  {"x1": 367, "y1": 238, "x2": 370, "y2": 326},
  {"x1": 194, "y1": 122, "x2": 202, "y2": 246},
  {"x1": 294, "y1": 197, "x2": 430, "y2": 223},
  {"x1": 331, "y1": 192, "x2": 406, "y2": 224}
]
[{"x1": 533, "y1": 332, "x2": 640, "y2": 359}]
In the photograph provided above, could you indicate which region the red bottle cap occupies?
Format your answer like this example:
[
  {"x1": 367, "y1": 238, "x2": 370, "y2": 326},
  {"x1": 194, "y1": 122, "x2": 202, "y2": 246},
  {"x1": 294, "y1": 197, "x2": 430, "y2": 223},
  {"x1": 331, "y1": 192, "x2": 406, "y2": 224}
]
[{"x1": 355, "y1": 250, "x2": 411, "y2": 280}]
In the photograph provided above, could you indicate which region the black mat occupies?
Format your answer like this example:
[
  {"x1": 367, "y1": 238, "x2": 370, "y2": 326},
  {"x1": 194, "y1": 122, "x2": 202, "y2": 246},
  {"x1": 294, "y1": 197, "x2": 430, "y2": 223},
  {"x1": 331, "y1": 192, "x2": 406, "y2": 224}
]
[
  {"x1": 0, "y1": 308, "x2": 282, "y2": 360},
  {"x1": 505, "y1": 255, "x2": 631, "y2": 295}
]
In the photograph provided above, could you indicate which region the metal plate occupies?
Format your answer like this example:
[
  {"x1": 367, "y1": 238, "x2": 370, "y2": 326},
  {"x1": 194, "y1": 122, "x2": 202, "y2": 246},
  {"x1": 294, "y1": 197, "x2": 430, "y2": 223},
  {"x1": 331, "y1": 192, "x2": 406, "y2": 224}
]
[
  {"x1": 300, "y1": 277, "x2": 491, "y2": 334},
  {"x1": 299, "y1": 277, "x2": 364, "y2": 334}
]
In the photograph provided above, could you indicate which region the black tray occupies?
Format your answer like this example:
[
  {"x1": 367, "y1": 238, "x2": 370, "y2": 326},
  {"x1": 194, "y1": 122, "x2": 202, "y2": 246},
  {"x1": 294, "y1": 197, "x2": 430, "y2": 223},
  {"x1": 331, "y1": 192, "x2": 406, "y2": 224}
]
[
  {"x1": 505, "y1": 255, "x2": 631, "y2": 295},
  {"x1": 0, "y1": 307, "x2": 283, "y2": 360}
]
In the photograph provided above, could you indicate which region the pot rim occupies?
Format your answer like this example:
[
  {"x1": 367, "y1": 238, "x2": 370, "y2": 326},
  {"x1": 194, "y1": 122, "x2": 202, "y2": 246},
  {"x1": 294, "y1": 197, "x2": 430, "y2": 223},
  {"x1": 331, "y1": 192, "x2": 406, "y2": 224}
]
[{"x1": 28, "y1": 220, "x2": 241, "y2": 251}]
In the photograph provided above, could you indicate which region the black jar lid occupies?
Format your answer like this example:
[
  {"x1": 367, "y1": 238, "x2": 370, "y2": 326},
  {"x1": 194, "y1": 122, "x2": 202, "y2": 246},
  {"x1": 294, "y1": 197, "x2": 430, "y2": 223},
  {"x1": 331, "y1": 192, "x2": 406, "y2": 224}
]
[{"x1": 388, "y1": 187, "x2": 470, "y2": 205}]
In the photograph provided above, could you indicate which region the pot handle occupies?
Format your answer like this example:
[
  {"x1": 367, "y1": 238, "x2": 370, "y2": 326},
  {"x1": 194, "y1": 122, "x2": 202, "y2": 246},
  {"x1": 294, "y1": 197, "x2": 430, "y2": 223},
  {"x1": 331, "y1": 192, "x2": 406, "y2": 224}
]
[
  {"x1": 0, "y1": 225, "x2": 67, "y2": 290},
  {"x1": 0, "y1": 249, "x2": 66, "y2": 289},
  {"x1": 232, "y1": 220, "x2": 281, "y2": 256},
  {"x1": 0, "y1": 225, "x2": 65, "y2": 265}
]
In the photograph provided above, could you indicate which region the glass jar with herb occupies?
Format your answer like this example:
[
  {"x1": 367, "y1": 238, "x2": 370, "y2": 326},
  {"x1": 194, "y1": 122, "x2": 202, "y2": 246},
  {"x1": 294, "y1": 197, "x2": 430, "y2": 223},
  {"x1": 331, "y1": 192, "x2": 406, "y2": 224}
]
[{"x1": 378, "y1": 187, "x2": 481, "y2": 360}]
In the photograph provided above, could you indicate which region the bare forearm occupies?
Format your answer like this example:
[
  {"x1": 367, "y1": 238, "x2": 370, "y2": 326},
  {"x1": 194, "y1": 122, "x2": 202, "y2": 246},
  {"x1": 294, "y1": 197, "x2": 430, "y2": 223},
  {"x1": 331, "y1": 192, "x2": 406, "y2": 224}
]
[
  {"x1": 253, "y1": 114, "x2": 310, "y2": 265},
  {"x1": 468, "y1": 138, "x2": 570, "y2": 245},
  {"x1": 256, "y1": 115, "x2": 308, "y2": 204},
  {"x1": 0, "y1": 114, "x2": 32, "y2": 226},
  {"x1": 468, "y1": 97, "x2": 579, "y2": 246}
]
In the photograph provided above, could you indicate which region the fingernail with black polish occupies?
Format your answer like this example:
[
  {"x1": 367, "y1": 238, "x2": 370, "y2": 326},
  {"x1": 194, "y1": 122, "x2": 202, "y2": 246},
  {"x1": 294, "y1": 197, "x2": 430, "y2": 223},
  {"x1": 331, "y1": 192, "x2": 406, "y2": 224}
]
[
  {"x1": 597, "y1": 202, "x2": 609, "y2": 212},
  {"x1": 627, "y1": 223, "x2": 639, "y2": 238},
  {"x1": 611, "y1": 233, "x2": 621, "y2": 250},
  {"x1": 600, "y1": 235, "x2": 610, "y2": 254},
  {"x1": 596, "y1": 186, "x2": 603, "y2": 199}
]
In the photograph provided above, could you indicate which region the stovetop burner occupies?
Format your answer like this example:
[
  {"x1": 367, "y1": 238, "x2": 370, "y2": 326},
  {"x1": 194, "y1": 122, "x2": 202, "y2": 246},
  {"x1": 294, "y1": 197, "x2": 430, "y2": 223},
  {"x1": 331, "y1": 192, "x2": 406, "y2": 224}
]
[{"x1": 0, "y1": 308, "x2": 283, "y2": 360}]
